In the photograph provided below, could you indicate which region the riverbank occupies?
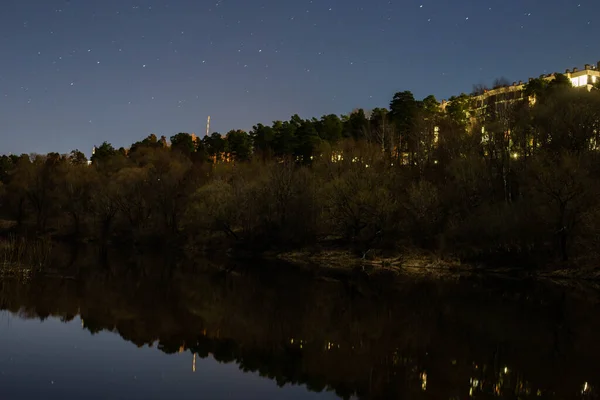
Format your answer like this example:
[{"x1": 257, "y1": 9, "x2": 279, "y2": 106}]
[
  {"x1": 3, "y1": 224, "x2": 600, "y2": 285},
  {"x1": 270, "y1": 247, "x2": 600, "y2": 285},
  {"x1": 272, "y1": 248, "x2": 463, "y2": 278}
]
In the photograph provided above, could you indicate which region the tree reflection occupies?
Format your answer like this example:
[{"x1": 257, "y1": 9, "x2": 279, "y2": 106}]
[{"x1": 0, "y1": 255, "x2": 599, "y2": 399}]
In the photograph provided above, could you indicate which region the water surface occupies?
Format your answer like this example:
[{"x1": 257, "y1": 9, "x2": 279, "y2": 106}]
[
  {"x1": 0, "y1": 263, "x2": 599, "y2": 399},
  {"x1": 0, "y1": 311, "x2": 337, "y2": 400}
]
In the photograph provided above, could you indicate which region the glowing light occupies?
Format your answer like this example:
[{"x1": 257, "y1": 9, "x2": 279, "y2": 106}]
[{"x1": 582, "y1": 382, "x2": 590, "y2": 394}]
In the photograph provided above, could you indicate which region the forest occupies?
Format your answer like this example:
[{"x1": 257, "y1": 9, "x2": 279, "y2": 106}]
[{"x1": 2, "y1": 73, "x2": 600, "y2": 268}]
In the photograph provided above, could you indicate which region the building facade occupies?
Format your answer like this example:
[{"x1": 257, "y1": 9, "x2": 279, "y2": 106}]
[{"x1": 441, "y1": 61, "x2": 600, "y2": 128}]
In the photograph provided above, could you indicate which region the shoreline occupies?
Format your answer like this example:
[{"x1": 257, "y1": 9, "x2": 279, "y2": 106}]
[
  {"x1": 2, "y1": 229, "x2": 600, "y2": 285},
  {"x1": 270, "y1": 248, "x2": 600, "y2": 284}
]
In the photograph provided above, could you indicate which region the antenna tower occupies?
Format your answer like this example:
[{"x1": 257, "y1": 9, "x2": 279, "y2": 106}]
[{"x1": 206, "y1": 116, "x2": 211, "y2": 137}]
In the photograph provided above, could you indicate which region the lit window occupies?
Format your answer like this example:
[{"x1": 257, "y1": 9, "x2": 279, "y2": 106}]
[
  {"x1": 571, "y1": 77, "x2": 579, "y2": 86},
  {"x1": 578, "y1": 75, "x2": 588, "y2": 86}
]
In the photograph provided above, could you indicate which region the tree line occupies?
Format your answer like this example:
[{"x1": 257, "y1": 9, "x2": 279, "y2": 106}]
[{"x1": 2, "y1": 74, "x2": 600, "y2": 267}]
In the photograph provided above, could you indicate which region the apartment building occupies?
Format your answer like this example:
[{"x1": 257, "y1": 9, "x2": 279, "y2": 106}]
[{"x1": 440, "y1": 61, "x2": 600, "y2": 127}]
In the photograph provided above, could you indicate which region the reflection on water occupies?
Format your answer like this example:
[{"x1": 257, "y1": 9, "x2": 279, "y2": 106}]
[
  {"x1": 0, "y1": 312, "x2": 335, "y2": 400},
  {"x1": 0, "y1": 255, "x2": 600, "y2": 399}
]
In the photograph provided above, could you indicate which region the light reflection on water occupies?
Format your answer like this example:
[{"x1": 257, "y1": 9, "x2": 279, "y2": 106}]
[
  {"x1": 0, "y1": 311, "x2": 337, "y2": 400},
  {"x1": 0, "y1": 265, "x2": 599, "y2": 400}
]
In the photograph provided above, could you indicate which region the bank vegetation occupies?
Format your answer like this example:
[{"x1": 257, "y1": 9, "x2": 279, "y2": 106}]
[{"x1": 2, "y1": 75, "x2": 600, "y2": 273}]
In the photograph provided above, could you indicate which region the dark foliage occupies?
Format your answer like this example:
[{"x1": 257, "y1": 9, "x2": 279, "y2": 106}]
[{"x1": 2, "y1": 81, "x2": 600, "y2": 267}]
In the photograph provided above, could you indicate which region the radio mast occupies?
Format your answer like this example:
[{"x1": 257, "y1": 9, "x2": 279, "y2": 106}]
[{"x1": 206, "y1": 116, "x2": 211, "y2": 137}]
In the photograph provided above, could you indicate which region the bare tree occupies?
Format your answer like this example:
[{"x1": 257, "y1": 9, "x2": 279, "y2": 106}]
[
  {"x1": 472, "y1": 83, "x2": 489, "y2": 95},
  {"x1": 493, "y1": 77, "x2": 511, "y2": 89}
]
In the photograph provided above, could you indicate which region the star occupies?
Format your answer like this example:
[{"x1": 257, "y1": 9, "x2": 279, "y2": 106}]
[{"x1": 1, "y1": 0, "x2": 597, "y2": 159}]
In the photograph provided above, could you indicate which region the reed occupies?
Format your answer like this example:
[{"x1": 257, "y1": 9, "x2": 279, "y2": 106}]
[{"x1": 0, "y1": 235, "x2": 53, "y2": 280}]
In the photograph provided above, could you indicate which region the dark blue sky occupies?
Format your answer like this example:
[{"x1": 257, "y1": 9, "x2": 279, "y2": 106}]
[{"x1": 1, "y1": 0, "x2": 598, "y2": 156}]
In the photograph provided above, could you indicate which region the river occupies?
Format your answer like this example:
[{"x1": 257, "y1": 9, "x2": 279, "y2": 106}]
[{"x1": 0, "y1": 256, "x2": 598, "y2": 399}]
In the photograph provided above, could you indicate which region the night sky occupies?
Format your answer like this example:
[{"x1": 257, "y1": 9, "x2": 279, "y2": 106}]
[{"x1": 1, "y1": 0, "x2": 599, "y2": 156}]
